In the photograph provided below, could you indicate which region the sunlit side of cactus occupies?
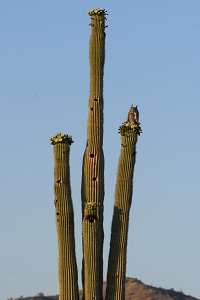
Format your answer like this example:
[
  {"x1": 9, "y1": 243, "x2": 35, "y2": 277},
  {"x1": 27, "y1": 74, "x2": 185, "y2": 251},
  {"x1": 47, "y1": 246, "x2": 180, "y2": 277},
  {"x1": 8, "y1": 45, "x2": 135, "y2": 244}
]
[
  {"x1": 50, "y1": 133, "x2": 79, "y2": 300},
  {"x1": 81, "y1": 8, "x2": 107, "y2": 300},
  {"x1": 105, "y1": 107, "x2": 141, "y2": 300}
]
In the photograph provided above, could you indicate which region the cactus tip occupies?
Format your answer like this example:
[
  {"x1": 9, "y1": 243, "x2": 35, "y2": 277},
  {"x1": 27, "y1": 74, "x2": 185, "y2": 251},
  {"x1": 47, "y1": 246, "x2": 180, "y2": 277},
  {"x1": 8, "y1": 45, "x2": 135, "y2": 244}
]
[
  {"x1": 49, "y1": 132, "x2": 74, "y2": 145},
  {"x1": 118, "y1": 121, "x2": 142, "y2": 136},
  {"x1": 87, "y1": 8, "x2": 107, "y2": 16}
]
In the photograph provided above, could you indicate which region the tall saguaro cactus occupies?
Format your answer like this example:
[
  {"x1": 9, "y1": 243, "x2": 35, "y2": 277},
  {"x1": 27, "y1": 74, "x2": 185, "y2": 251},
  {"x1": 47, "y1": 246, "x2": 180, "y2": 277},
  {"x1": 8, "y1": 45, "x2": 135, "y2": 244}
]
[
  {"x1": 50, "y1": 133, "x2": 79, "y2": 300},
  {"x1": 50, "y1": 9, "x2": 141, "y2": 300},
  {"x1": 81, "y1": 8, "x2": 107, "y2": 300},
  {"x1": 105, "y1": 106, "x2": 141, "y2": 300}
]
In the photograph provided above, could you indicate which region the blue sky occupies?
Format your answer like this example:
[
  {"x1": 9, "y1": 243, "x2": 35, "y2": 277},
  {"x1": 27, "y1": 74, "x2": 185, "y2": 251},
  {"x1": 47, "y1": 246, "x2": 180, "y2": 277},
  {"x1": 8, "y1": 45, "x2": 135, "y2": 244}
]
[{"x1": 1, "y1": 1, "x2": 200, "y2": 299}]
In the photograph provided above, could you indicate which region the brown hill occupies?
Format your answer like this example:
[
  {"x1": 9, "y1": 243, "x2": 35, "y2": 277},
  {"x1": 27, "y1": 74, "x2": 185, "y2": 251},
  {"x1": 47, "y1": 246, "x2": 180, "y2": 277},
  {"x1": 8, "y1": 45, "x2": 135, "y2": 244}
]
[{"x1": 18, "y1": 277, "x2": 199, "y2": 300}]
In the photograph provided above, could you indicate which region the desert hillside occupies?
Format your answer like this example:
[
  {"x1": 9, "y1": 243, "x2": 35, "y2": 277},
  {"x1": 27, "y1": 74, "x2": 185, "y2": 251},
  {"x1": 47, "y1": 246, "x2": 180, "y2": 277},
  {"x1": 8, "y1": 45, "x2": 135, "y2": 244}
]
[{"x1": 16, "y1": 277, "x2": 199, "y2": 300}]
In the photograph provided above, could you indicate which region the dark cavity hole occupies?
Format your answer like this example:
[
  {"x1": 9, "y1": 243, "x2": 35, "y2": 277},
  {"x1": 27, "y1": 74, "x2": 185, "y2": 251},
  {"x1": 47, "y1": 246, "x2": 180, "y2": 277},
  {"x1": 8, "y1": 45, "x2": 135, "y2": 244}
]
[
  {"x1": 56, "y1": 212, "x2": 59, "y2": 215},
  {"x1": 90, "y1": 107, "x2": 93, "y2": 110},
  {"x1": 92, "y1": 177, "x2": 96, "y2": 181},
  {"x1": 94, "y1": 98, "x2": 98, "y2": 102},
  {"x1": 90, "y1": 153, "x2": 94, "y2": 158},
  {"x1": 90, "y1": 218, "x2": 94, "y2": 223},
  {"x1": 56, "y1": 179, "x2": 60, "y2": 184}
]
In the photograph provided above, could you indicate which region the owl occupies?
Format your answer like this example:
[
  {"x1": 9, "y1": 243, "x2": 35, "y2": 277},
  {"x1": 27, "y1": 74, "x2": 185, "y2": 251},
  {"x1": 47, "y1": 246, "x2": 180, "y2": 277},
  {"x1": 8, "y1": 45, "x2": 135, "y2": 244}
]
[{"x1": 127, "y1": 105, "x2": 139, "y2": 124}]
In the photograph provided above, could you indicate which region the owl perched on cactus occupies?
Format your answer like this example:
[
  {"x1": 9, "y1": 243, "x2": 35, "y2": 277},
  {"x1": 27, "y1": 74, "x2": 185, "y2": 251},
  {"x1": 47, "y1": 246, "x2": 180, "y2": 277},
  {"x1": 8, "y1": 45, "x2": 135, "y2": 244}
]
[{"x1": 127, "y1": 105, "x2": 139, "y2": 124}]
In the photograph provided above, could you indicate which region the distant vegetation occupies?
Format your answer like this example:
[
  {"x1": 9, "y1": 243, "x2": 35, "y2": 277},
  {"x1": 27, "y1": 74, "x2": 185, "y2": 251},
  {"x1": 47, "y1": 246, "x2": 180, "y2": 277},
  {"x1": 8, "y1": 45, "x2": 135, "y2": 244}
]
[{"x1": 8, "y1": 277, "x2": 199, "y2": 300}]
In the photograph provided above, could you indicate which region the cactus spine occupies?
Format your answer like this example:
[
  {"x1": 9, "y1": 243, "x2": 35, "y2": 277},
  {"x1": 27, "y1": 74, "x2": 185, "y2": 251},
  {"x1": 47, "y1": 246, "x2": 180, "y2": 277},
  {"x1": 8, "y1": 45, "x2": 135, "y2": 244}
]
[
  {"x1": 50, "y1": 133, "x2": 79, "y2": 300},
  {"x1": 105, "y1": 108, "x2": 141, "y2": 300},
  {"x1": 81, "y1": 8, "x2": 107, "y2": 300}
]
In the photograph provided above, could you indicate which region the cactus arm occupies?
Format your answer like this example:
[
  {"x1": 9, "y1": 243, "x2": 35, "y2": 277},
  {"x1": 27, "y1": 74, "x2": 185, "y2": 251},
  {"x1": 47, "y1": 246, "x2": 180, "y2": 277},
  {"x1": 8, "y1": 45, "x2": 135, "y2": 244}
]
[
  {"x1": 105, "y1": 108, "x2": 141, "y2": 300},
  {"x1": 81, "y1": 8, "x2": 107, "y2": 300},
  {"x1": 50, "y1": 133, "x2": 79, "y2": 300}
]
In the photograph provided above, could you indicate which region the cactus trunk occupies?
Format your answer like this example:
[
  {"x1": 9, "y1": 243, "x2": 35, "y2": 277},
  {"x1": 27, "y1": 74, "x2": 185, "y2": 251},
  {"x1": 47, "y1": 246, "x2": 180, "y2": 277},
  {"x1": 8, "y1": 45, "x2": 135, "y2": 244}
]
[
  {"x1": 105, "y1": 109, "x2": 141, "y2": 300},
  {"x1": 51, "y1": 134, "x2": 79, "y2": 300},
  {"x1": 81, "y1": 8, "x2": 106, "y2": 300}
]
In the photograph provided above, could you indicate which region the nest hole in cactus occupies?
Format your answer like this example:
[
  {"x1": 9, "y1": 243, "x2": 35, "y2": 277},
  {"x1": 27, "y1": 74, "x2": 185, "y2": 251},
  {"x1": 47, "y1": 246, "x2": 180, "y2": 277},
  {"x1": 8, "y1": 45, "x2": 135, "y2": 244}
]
[
  {"x1": 89, "y1": 216, "x2": 97, "y2": 223},
  {"x1": 94, "y1": 98, "x2": 98, "y2": 102},
  {"x1": 90, "y1": 153, "x2": 94, "y2": 158},
  {"x1": 92, "y1": 177, "x2": 96, "y2": 181},
  {"x1": 56, "y1": 179, "x2": 60, "y2": 184},
  {"x1": 90, "y1": 107, "x2": 93, "y2": 110}
]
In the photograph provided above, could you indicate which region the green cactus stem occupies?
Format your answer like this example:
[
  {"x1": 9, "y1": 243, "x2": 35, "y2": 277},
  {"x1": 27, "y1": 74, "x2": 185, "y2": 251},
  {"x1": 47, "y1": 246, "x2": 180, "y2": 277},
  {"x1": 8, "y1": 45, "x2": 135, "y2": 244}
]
[
  {"x1": 81, "y1": 8, "x2": 107, "y2": 300},
  {"x1": 105, "y1": 106, "x2": 141, "y2": 300},
  {"x1": 50, "y1": 133, "x2": 79, "y2": 300}
]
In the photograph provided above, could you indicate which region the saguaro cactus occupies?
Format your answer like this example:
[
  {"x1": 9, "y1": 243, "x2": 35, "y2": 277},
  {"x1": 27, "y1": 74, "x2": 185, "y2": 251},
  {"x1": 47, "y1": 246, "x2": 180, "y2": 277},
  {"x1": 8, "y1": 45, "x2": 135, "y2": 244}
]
[
  {"x1": 50, "y1": 133, "x2": 79, "y2": 300},
  {"x1": 81, "y1": 8, "x2": 107, "y2": 300},
  {"x1": 50, "y1": 9, "x2": 142, "y2": 300},
  {"x1": 105, "y1": 107, "x2": 142, "y2": 300}
]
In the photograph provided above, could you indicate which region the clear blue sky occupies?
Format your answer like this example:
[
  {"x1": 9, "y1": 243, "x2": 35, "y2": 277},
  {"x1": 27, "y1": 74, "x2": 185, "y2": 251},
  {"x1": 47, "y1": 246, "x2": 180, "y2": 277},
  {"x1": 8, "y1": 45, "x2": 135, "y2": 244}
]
[{"x1": 1, "y1": 1, "x2": 200, "y2": 299}]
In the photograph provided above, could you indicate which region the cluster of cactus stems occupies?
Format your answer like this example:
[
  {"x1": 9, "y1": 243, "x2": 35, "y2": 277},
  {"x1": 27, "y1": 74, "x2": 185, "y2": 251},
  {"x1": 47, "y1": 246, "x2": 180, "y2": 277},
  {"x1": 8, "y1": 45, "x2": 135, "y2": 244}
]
[{"x1": 50, "y1": 8, "x2": 141, "y2": 300}]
